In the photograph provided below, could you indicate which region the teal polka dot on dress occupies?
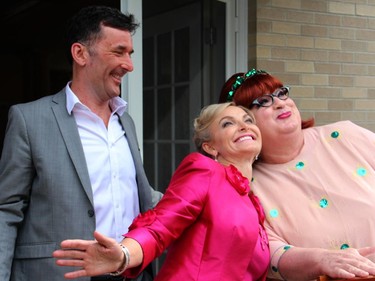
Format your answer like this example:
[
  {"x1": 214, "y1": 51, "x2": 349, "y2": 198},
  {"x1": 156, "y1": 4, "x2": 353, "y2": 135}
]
[
  {"x1": 331, "y1": 131, "x2": 339, "y2": 138},
  {"x1": 270, "y1": 209, "x2": 279, "y2": 218},
  {"x1": 340, "y1": 243, "x2": 349, "y2": 249},
  {"x1": 357, "y1": 167, "x2": 367, "y2": 176},
  {"x1": 319, "y1": 198, "x2": 328, "y2": 208},
  {"x1": 296, "y1": 161, "x2": 304, "y2": 170}
]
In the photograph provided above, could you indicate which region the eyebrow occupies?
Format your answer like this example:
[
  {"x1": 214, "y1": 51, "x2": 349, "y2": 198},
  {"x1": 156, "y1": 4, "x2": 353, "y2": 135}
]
[
  {"x1": 114, "y1": 44, "x2": 134, "y2": 54},
  {"x1": 218, "y1": 113, "x2": 251, "y2": 123},
  {"x1": 243, "y1": 113, "x2": 254, "y2": 122}
]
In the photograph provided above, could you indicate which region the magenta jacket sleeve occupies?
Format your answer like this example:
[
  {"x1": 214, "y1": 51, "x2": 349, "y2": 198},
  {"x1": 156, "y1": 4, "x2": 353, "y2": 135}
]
[{"x1": 124, "y1": 152, "x2": 212, "y2": 276}]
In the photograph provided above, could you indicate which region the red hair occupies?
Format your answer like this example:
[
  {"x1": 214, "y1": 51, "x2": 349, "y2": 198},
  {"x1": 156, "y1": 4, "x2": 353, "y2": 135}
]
[{"x1": 218, "y1": 71, "x2": 315, "y2": 129}]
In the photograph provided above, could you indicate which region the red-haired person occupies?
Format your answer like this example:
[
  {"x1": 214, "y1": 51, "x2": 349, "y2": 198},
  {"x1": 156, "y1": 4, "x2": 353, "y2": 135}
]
[{"x1": 219, "y1": 69, "x2": 375, "y2": 281}]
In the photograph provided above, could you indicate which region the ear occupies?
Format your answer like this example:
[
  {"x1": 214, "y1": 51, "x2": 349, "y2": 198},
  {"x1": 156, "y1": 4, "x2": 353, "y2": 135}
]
[
  {"x1": 202, "y1": 142, "x2": 217, "y2": 158},
  {"x1": 71, "y1": 42, "x2": 88, "y2": 66}
]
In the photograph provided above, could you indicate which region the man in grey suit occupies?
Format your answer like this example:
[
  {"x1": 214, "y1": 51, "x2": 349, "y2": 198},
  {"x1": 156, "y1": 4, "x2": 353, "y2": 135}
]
[{"x1": 0, "y1": 6, "x2": 162, "y2": 281}]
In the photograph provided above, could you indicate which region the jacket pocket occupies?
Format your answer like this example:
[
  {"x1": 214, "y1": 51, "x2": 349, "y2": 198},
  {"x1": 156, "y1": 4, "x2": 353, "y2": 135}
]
[{"x1": 14, "y1": 242, "x2": 57, "y2": 259}]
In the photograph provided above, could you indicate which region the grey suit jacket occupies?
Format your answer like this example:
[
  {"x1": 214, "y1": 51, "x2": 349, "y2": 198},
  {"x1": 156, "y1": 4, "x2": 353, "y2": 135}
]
[{"x1": 0, "y1": 89, "x2": 162, "y2": 281}]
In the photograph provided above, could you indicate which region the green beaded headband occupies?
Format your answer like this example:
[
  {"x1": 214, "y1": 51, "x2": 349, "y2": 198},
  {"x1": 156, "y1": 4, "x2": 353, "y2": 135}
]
[{"x1": 226, "y1": 69, "x2": 268, "y2": 101}]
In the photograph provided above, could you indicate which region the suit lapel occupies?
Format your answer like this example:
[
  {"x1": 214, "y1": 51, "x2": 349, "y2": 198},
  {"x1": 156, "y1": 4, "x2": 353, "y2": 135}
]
[
  {"x1": 118, "y1": 112, "x2": 153, "y2": 211},
  {"x1": 118, "y1": 112, "x2": 143, "y2": 168},
  {"x1": 51, "y1": 90, "x2": 94, "y2": 205}
]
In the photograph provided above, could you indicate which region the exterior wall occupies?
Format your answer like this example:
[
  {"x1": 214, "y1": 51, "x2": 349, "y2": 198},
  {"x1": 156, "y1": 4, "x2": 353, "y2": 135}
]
[{"x1": 252, "y1": 0, "x2": 375, "y2": 132}]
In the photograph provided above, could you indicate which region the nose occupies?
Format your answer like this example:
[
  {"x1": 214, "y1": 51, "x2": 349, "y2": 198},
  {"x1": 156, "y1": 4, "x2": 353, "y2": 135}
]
[
  {"x1": 239, "y1": 121, "x2": 250, "y2": 131},
  {"x1": 121, "y1": 55, "x2": 134, "y2": 72},
  {"x1": 273, "y1": 96, "x2": 285, "y2": 109}
]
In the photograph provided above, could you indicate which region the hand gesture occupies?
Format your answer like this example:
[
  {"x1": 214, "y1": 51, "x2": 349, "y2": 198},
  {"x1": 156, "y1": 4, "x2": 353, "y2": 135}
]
[{"x1": 53, "y1": 231, "x2": 124, "y2": 279}]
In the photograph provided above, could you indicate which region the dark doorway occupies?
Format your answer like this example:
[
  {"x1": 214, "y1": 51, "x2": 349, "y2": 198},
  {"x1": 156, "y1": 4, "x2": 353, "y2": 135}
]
[{"x1": 0, "y1": 0, "x2": 119, "y2": 151}]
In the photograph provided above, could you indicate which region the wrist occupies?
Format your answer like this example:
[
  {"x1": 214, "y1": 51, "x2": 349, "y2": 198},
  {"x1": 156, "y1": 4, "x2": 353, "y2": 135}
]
[{"x1": 109, "y1": 244, "x2": 130, "y2": 276}]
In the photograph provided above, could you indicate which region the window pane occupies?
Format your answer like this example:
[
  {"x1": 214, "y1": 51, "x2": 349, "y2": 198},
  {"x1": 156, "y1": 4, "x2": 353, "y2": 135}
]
[
  {"x1": 157, "y1": 32, "x2": 171, "y2": 85},
  {"x1": 143, "y1": 37, "x2": 154, "y2": 87},
  {"x1": 157, "y1": 88, "x2": 171, "y2": 139},
  {"x1": 143, "y1": 89, "x2": 155, "y2": 140},
  {"x1": 158, "y1": 143, "x2": 171, "y2": 191},
  {"x1": 175, "y1": 143, "x2": 190, "y2": 169},
  {"x1": 174, "y1": 27, "x2": 189, "y2": 83},
  {"x1": 175, "y1": 86, "x2": 190, "y2": 140}
]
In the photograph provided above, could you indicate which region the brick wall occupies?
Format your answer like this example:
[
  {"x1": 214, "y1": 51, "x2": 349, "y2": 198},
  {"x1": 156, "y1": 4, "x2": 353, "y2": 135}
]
[{"x1": 252, "y1": 0, "x2": 375, "y2": 132}]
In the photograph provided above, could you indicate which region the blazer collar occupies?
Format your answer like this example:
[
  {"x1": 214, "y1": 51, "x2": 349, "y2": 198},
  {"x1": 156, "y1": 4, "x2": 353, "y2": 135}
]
[{"x1": 51, "y1": 89, "x2": 94, "y2": 205}]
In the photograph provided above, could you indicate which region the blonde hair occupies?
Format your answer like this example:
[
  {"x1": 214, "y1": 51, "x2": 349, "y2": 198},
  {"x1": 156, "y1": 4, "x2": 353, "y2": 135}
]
[{"x1": 193, "y1": 102, "x2": 255, "y2": 158}]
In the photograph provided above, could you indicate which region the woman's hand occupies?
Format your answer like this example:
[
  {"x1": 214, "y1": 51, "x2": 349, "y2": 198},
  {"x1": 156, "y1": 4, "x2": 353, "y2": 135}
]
[
  {"x1": 360, "y1": 247, "x2": 375, "y2": 263},
  {"x1": 318, "y1": 247, "x2": 375, "y2": 279},
  {"x1": 279, "y1": 246, "x2": 375, "y2": 281},
  {"x1": 53, "y1": 231, "x2": 124, "y2": 279}
]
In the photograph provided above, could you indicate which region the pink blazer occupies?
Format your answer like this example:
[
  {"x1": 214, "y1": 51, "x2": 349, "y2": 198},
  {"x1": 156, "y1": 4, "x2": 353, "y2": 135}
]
[{"x1": 125, "y1": 152, "x2": 269, "y2": 281}]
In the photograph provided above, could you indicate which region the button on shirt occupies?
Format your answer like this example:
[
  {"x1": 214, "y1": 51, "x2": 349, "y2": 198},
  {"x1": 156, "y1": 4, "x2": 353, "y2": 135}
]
[{"x1": 66, "y1": 84, "x2": 140, "y2": 242}]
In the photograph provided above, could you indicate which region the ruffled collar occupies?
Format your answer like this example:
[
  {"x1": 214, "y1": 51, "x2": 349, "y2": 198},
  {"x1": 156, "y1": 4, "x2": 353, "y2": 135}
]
[
  {"x1": 225, "y1": 164, "x2": 250, "y2": 195},
  {"x1": 225, "y1": 164, "x2": 265, "y2": 225}
]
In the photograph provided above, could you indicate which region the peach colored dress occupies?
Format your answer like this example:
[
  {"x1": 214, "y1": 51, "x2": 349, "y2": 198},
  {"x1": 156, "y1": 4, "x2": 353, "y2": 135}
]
[{"x1": 252, "y1": 121, "x2": 375, "y2": 279}]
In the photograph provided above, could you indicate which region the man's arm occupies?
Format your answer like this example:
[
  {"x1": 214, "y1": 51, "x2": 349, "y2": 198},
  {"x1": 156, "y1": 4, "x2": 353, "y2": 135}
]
[{"x1": 0, "y1": 106, "x2": 34, "y2": 280}]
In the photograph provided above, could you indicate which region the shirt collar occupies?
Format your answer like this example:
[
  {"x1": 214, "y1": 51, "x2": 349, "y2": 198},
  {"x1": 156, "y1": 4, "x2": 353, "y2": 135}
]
[{"x1": 65, "y1": 82, "x2": 128, "y2": 115}]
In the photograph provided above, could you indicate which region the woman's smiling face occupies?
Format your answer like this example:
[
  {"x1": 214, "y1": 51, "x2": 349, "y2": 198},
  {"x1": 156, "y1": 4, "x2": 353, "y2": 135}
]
[
  {"x1": 250, "y1": 92, "x2": 301, "y2": 142},
  {"x1": 205, "y1": 105, "x2": 262, "y2": 163}
]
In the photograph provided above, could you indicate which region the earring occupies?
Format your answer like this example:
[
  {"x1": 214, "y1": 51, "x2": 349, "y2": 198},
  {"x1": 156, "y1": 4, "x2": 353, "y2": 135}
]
[
  {"x1": 214, "y1": 154, "x2": 218, "y2": 162},
  {"x1": 253, "y1": 154, "x2": 259, "y2": 162}
]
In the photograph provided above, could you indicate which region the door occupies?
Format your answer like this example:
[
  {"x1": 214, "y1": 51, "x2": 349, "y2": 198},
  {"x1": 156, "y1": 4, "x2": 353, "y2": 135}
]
[
  {"x1": 142, "y1": 2, "x2": 203, "y2": 192},
  {"x1": 142, "y1": 0, "x2": 227, "y2": 193}
]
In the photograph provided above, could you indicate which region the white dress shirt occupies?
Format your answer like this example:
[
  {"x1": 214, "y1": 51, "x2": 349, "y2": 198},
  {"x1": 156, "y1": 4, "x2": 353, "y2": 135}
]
[{"x1": 66, "y1": 83, "x2": 140, "y2": 242}]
